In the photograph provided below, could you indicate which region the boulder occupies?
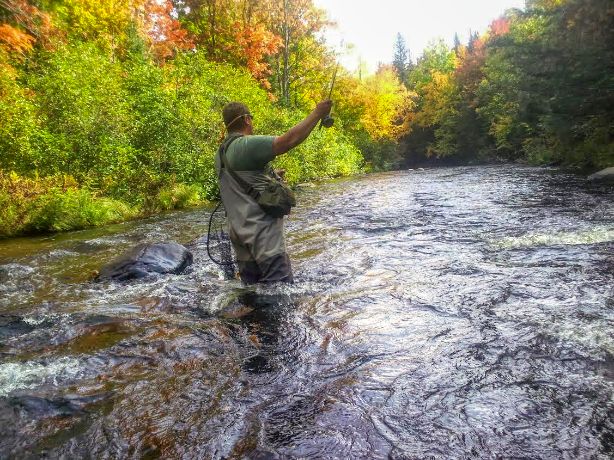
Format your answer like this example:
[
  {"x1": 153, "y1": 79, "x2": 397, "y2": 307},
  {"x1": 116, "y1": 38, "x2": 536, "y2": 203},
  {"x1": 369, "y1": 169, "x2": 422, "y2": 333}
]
[
  {"x1": 588, "y1": 167, "x2": 614, "y2": 182},
  {"x1": 96, "y1": 242, "x2": 193, "y2": 282},
  {"x1": 0, "y1": 315, "x2": 36, "y2": 341}
]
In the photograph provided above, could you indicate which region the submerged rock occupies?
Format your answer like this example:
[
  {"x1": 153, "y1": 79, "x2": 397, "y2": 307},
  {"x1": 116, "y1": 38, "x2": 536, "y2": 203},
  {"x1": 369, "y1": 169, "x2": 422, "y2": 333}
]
[
  {"x1": 588, "y1": 166, "x2": 614, "y2": 182},
  {"x1": 95, "y1": 242, "x2": 193, "y2": 282},
  {"x1": 0, "y1": 315, "x2": 35, "y2": 342}
]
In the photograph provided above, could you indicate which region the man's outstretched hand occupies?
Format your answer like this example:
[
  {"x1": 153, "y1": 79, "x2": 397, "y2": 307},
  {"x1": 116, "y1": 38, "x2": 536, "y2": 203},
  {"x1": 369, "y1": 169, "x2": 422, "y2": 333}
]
[
  {"x1": 273, "y1": 99, "x2": 334, "y2": 156},
  {"x1": 315, "y1": 99, "x2": 333, "y2": 118}
]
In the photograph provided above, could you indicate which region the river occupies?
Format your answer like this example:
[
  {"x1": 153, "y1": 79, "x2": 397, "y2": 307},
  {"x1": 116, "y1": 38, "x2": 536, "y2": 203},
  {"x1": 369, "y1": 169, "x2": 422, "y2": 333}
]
[{"x1": 0, "y1": 165, "x2": 612, "y2": 458}]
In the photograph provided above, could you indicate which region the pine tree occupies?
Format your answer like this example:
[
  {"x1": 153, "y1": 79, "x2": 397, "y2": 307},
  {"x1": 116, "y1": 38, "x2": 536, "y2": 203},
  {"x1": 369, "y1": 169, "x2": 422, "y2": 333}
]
[
  {"x1": 453, "y1": 32, "x2": 462, "y2": 55},
  {"x1": 393, "y1": 32, "x2": 410, "y2": 86},
  {"x1": 467, "y1": 29, "x2": 480, "y2": 52}
]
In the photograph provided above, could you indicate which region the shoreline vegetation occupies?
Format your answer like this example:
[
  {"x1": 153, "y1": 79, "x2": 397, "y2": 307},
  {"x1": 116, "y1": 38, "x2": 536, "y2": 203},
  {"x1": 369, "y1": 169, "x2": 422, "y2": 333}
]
[{"x1": 1, "y1": 0, "x2": 612, "y2": 238}]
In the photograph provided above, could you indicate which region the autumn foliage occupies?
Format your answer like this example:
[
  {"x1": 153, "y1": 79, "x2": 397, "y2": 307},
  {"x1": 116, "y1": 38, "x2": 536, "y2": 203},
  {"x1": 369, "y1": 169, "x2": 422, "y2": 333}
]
[
  {"x1": 398, "y1": 0, "x2": 613, "y2": 169},
  {"x1": 142, "y1": 0, "x2": 193, "y2": 61},
  {"x1": 7, "y1": 0, "x2": 602, "y2": 236},
  {"x1": 0, "y1": 0, "x2": 53, "y2": 56},
  {"x1": 1, "y1": 0, "x2": 402, "y2": 236}
]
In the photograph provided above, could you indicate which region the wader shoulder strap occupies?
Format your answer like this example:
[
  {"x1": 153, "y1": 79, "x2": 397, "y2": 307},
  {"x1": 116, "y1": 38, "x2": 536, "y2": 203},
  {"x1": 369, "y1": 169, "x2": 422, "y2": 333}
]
[
  {"x1": 218, "y1": 134, "x2": 261, "y2": 201},
  {"x1": 217, "y1": 134, "x2": 242, "y2": 178}
]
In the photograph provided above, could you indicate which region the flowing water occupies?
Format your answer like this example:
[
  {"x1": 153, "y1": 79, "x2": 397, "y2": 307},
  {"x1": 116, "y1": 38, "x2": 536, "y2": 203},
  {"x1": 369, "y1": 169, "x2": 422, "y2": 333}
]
[{"x1": 0, "y1": 165, "x2": 612, "y2": 459}]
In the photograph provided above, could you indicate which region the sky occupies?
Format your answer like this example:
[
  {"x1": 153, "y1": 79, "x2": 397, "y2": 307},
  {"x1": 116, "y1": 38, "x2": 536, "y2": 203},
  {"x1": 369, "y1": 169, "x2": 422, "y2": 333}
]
[{"x1": 312, "y1": 0, "x2": 526, "y2": 73}]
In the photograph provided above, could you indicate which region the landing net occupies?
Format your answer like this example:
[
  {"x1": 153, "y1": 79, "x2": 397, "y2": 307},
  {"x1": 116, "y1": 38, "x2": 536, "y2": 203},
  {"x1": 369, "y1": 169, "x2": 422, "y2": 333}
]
[{"x1": 206, "y1": 202, "x2": 237, "y2": 280}]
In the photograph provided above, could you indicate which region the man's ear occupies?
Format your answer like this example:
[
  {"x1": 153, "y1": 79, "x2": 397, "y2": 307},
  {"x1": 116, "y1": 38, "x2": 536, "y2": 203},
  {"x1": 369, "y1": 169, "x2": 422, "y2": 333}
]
[{"x1": 246, "y1": 117, "x2": 254, "y2": 134}]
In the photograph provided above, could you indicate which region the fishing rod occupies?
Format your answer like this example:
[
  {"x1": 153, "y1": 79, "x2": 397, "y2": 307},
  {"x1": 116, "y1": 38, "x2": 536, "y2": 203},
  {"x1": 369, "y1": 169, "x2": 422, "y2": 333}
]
[{"x1": 319, "y1": 61, "x2": 338, "y2": 129}]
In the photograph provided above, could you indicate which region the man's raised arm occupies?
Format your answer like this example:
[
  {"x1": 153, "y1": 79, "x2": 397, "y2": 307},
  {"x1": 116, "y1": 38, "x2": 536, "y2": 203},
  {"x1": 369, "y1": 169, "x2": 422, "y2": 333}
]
[{"x1": 272, "y1": 100, "x2": 333, "y2": 156}]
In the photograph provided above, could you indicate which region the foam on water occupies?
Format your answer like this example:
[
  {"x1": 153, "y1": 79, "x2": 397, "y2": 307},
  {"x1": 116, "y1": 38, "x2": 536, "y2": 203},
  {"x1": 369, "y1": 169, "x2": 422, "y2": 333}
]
[
  {"x1": 552, "y1": 319, "x2": 614, "y2": 355},
  {"x1": 0, "y1": 357, "x2": 83, "y2": 397},
  {"x1": 21, "y1": 313, "x2": 69, "y2": 326},
  {"x1": 493, "y1": 226, "x2": 614, "y2": 249}
]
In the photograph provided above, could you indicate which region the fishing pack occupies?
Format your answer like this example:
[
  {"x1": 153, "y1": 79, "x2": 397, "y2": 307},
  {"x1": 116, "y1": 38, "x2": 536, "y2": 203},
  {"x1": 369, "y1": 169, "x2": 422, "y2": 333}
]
[{"x1": 218, "y1": 134, "x2": 296, "y2": 218}]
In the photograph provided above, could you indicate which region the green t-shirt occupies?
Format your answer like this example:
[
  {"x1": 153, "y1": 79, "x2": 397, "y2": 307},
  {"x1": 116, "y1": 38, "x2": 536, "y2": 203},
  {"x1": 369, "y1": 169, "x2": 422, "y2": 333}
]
[{"x1": 225, "y1": 134, "x2": 275, "y2": 171}]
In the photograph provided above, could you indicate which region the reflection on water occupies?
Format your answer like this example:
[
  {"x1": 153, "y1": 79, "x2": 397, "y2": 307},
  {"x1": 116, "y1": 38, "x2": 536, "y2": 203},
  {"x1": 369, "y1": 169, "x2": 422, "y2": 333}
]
[{"x1": 0, "y1": 165, "x2": 612, "y2": 458}]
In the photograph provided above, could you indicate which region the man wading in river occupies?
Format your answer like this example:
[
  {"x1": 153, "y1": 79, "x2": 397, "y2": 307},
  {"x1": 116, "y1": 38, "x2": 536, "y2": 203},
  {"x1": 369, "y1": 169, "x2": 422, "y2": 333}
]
[{"x1": 216, "y1": 100, "x2": 333, "y2": 284}]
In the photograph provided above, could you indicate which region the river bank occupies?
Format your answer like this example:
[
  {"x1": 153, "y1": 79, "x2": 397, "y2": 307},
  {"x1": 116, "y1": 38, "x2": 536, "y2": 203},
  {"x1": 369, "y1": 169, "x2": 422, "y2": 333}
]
[
  {"x1": 2, "y1": 161, "x2": 611, "y2": 239},
  {"x1": 0, "y1": 171, "x2": 210, "y2": 238}
]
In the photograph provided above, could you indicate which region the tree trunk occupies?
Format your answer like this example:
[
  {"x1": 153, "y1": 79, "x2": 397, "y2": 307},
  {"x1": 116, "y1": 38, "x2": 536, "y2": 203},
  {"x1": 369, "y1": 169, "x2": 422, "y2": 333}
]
[{"x1": 281, "y1": 0, "x2": 290, "y2": 105}]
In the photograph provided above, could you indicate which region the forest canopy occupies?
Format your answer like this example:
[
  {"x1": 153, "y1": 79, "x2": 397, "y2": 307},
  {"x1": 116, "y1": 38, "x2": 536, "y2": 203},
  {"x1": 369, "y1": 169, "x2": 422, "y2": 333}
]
[
  {"x1": 0, "y1": 0, "x2": 612, "y2": 237},
  {"x1": 394, "y1": 0, "x2": 613, "y2": 168}
]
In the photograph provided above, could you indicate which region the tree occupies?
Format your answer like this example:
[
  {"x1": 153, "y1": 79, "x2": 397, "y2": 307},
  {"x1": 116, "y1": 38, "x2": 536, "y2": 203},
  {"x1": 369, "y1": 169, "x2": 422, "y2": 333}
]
[
  {"x1": 0, "y1": 0, "x2": 54, "y2": 56},
  {"x1": 266, "y1": 0, "x2": 332, "y2": 106},
  {"x1": 408, "y1": 38, "x2": 456, "y2": 93},
  {"x1": 393, "y1": 32, "x2": 410, "y2": 86},
  {"x1": 141, "y1": 0, "x2": 192, "y2": 62},
  {"x1": 467, "y1": 29, "x2": 480, "y2": 52},
  {"x1": 453, "y1": 32, "x2": 492, "y2": 156},
  {"x1": 453, "y1": 32, "x2": 461, "y2": 55},
  {"x1": 175, "y1": 0, "x2": 282, "y2": 88}
]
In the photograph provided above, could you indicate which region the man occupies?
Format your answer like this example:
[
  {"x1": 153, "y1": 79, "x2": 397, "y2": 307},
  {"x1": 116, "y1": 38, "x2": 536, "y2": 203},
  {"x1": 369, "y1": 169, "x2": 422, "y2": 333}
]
[{"x1": 215, "y1": 99, "x2": 332, "y2": 284}]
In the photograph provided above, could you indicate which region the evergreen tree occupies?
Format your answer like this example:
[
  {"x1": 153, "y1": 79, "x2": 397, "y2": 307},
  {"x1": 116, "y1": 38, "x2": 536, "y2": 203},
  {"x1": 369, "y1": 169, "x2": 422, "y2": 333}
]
[
  {"x1": 467, "y1": 30, "x2": 480, "y2": 52},
  {"x1": 393, "y1": 32, "x2": 410, "y2": 86},
  {"x1": 453, "y1": 32, "x2": 462, "y2": 54}
]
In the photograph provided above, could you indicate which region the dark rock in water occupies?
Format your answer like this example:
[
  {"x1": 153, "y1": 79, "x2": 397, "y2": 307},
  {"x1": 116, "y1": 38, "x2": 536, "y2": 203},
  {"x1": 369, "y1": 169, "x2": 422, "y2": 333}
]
[
  {"x1": 8, "y1": 395, "x2": 83, "y2": 417},
  {"x1": 588, "y1": 167, "x2": 614, "y2": 182},
  {"x1": 0, "y1": 315, "x2": 35, "y2": 342},
  {"x1": 95, "y1": 242, "x2": 193, "y2": 282}
]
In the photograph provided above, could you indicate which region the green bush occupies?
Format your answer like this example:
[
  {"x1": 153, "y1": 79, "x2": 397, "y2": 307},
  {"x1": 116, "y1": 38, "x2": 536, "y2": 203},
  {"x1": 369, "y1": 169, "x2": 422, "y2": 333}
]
[
  {"x1": 29, "y1": 43, "x2": 134, "y2": 182},
  {"x1": 0, "y1": 63, "x2": 42, "y2": 174},
  {"x1": 524, "y1": 138, "x2": 559, "y2": 165},
  {"x1": 27, "y1": 189, "x2": 135, "y2": 233},
  {"x1": 0, "y1": 45, "x2": 366, "y2": 237},
  {"x1": 0, "y1": 189, "x2": 20, "y2": 237},
  {"x1": 151, "y1": 183, "x2": 202, "y2": 212},
  {"x1": 0, "y1": 172, "x2": 135, "y2": 237}
]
